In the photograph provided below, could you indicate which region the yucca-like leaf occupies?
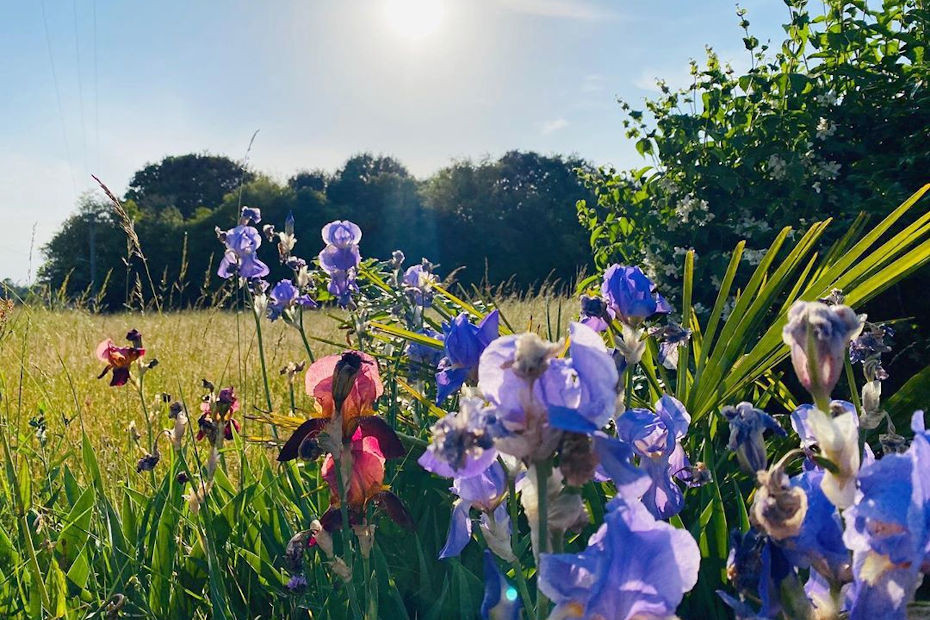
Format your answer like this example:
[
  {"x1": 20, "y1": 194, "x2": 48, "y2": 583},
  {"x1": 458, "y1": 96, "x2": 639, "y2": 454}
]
[{"x1": 686, "y1": 184, "x2": 930, "y2": 421}]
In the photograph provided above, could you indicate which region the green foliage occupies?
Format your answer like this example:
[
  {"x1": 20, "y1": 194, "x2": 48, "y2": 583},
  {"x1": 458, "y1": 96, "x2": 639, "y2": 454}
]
[
  {"x1": 577, "y1": 0, "x2": 930, "y2": 383},
  {"x1": 40, "y1": 151, "x2": 596, "y2": 312},
  {"x1": 125, "y1": 153, "x2": 253, "y2": 220}
]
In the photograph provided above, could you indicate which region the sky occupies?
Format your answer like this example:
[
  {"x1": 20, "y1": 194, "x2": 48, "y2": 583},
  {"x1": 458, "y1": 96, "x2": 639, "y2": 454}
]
[{"x1": 0, "y1": 0, "x2": 789, "y2": 284}]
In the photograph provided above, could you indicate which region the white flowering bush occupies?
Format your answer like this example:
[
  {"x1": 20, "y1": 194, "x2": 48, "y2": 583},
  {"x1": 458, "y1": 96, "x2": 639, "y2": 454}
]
[{"x1": 577, "y1": 0, "x2": 930, "y2": 351}]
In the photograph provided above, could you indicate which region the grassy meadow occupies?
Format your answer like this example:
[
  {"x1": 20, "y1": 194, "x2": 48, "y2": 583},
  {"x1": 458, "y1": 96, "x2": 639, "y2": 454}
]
[{"x1": 1, "y1": 298, "x2": 568, "y2": 483}]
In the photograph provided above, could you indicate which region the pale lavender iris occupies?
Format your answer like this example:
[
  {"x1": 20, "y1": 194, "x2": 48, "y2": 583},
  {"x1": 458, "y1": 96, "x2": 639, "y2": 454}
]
[
  {"x1": 777, "y1": 464, "x2": 849, "y2": 584},
  {"x1": 267, "y1": 279, "x2": 316, "y2": 321},
  {"x1": 418, "y1": 396, "x2": 502, "y2": 479},
  {"x1": 217, "y1": 224, "x2": 270, "y2": 280},
  {"x1": 319, "y1": 220, "x2": 362, "y2": 307},
  {"x1": 538, "y1": 496, "x2": 699, "y2": 620},
  {"x1": 722, "y1": 402, "x2": 786, "y2": 473},
  {"x1": 485, "y1": 322, "x2": 618, "y2": 436},
  {"x1": 321, "y1": 220, "x2": 362, "y2": 249},
  {"x1": 438, "y1": 461, "x2": 508, "y2": 559},
  {"x1": 616, "y1": 394, "x2": 691, "y2": 519},
  {"x1": 791, "y1": 400, "x2": 859, "y2": 449},
  {"x1": 403, "y1": 263, "x2": 436, "y2": 307},
  {"x1": 239, "y1": 206, "x2": 261, "y2": 225},
  {"x1": 601, "y1": 264, "x2": 671, "y2": 326},
  {"x1": 841, "y1": 411, "x2": 930, "y2": 619},
  {"x1": 435, "y1": 311, "x2": 499, "y2": 402},
  {"x1": 782, "y1": 300, "x2": 863, "y2": 403}
]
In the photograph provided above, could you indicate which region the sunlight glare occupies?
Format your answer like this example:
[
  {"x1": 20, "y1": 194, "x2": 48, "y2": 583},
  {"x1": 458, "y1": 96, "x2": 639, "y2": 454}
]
[{"x1": 383, "y1": 0, "x2": 446, "y2": 41}]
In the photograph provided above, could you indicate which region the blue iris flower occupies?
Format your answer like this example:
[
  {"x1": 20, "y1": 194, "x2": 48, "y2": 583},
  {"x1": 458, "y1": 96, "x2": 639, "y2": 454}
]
[
  {"x1": 538, "y1": 496, "x2": 699, "y2": 619},
  {"x1": 266, "y1": 279, "x2": 316, "y2": 321},
  {"x1": 318, "y1": 220, "x2": 362, "y2": 307},
  {"x1": 722, "y1": 402, "x2": 786, "y2": 473},
  {"x1": 841, "y1": 411, "x2": 930, "y2": 619},
  {"x1": 438, "y1": 461, "x2": 508, "y2": 559},
  {"x1": 616, "y1": 395, "x2": 691, "y2": 519},
  {"x1": 435, "y1": 311, "x2": 499, "y2": 402},
  {"x1": 217, "y1": 224, "x2": 270, "y2": 280},
  {"x1": 601, "y1": 264, "x2": 671, "y2": 326},
  {"x1": 480, "y1": 550, "x2": 521, "y2": 620}
]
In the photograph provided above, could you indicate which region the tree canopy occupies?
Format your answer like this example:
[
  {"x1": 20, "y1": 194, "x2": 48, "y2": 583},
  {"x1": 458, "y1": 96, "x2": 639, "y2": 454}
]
[{"x1": 40, "y1": 151, "x2": 595, "y2": 310}]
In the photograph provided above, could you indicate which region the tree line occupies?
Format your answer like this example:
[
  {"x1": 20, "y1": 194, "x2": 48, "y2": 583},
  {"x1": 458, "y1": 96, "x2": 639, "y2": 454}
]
[{"x1": 39, "y1": 151, "x2": 596, "y2": 310}]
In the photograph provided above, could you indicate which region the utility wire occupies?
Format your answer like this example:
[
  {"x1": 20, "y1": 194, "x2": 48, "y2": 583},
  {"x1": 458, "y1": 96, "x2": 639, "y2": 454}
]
[
  {"x1": 92, "y1": 0, "x2": 99, "y2": 173},
  {"x1": 72, "y1": 0, "x2": 89, "y2": 180},
  {"x1": 40, "y1": 0, "x2": 78, "y2": 197}
]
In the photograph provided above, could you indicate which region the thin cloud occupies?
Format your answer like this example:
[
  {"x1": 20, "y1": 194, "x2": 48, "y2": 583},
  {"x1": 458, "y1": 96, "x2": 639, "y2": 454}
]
[
  {"x1": 582, "y1": 73, "x2": 608, "y2": 93},
  {"x1": 540, "y1": 118, "x2": 569, "y2": 134},
  {"x1": 501, "y1": 0, "x2": 620, "y2": 21}
]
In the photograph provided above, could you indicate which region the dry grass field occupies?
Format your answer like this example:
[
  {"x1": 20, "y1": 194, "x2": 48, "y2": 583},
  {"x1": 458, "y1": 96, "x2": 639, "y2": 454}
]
[{"x1": 0, "y1": 297, "x2": 570, "y2": 480}]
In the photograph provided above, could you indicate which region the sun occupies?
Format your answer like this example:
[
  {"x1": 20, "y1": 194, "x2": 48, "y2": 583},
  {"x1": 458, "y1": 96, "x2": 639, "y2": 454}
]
[{"x1": 383, "y1": 0, "x2": 446, "y2": 41}]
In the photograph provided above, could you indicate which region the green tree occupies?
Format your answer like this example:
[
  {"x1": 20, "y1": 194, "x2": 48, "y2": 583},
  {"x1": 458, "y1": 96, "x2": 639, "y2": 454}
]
[
  {"x1": 426, "y1": 151, "x2": 596, "y2": 288},
  {"x1": 578, "y1": 0, "x2": 930, "y2": 383},
  {"x1": 125, "y1": 153, "x2": 253, "y2": 219}
]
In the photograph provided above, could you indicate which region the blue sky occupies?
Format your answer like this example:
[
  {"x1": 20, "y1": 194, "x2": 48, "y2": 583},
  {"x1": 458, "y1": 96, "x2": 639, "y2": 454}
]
[{"x1": 0, "y1": 0, "x2": 788, "y2": 283}]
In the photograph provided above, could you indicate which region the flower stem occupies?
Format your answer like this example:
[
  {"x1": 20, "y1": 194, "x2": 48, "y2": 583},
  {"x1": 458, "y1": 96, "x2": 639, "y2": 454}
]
[
  {"x1": 250, "y1": 304, "x2": 274, "y2": 413},
  {"x1": 844, "y1": 355, "x2": 863, "y2": 416},
  {"x1": 535, "y1": 460, "x2": 551, "y2": 620},
  {"x1": 136, "y1": 373, "x2": 156, "y2": 486},
  {"x1": 329, "y1": 409, "x2": 362, "y2": 615},
  {"x1": 298, "y1": 310, "x2": 316, "y2": 363},
  {"x1": 510, "y1": 560, "x2": 534, "y2": 617}
]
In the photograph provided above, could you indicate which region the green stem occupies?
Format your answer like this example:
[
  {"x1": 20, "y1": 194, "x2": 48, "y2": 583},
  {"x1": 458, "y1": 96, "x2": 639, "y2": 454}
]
[
  {"x1": 298, "y1": 310, "x2": 316, "y2": 363},
  {"x1": 510, "y1": 561, "x2": 533, "y2": 618},
  {"x1": 136, "y1": 372, "x2": 156, "y2": 486},
  {"x1": 250, "y1": 304, "x2": 273, "y2": 412},
  {"x1": 534, "y1": 460, "x2": 551, "y2": 620},
  {"x1": 844, "y1": 355, "x2": 863, "y2": 415},
  {"x1": 0, "y1": 424, "x2": 51, "y2": 611},
  {"x1": 332, "y1": 440, "x2": 362, "y2": 616}
]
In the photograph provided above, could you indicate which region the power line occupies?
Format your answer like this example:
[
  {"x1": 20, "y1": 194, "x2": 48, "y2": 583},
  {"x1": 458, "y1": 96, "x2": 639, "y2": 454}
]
[
  {"x1": 72, "y1": 0, "x2": 89, "y2": 180},
  {"x1": 92, "y1": 0, "x2": 99, "y2": 174},
  {"x1": 40, "y1": 0, "x2": 78, "y2": 197}
]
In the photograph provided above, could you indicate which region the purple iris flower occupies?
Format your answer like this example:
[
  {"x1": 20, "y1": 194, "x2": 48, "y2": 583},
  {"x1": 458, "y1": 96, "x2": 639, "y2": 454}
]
[
  {"x1": 321, "y1": 219, "x2": 362, "y2": 251},
  {"x1": 841, "y1": 411, "x2": 930, "y2": 619},
  {"x1": 480, "y1": 551, "x2": 521, "y2": 620},
  {"x1": 318, "y1": 220, "x2": 362, "y2": 307},
  {"x1": 718, "y1": 529, "x2": 795, "y2": 619},
  {"x1": 579, "y1": 294, "x2": 614, "y2": 333},
  {"x1": 616, "y1": 394, "x2": 691, "y2": 519},
  {"x1": 438, "y1": 461, "x2": 508, "y2": 559},
  {"x1": 791, "y1": 400, "x2": 859, "y2": 449},
  {"x1": 484, "y1": 322, "x2": 618, "y2": 433},
  {"x1": 403, "y1": 263, "x2": 437, "y2": 307},
  {"x1": 601, "y1": 264, "x2": 671, "y2": 326},
  {"x1": 782, "y1": 301, "x2": 863, "y2": 403},
  {"x1": 239, "y1": 206, "x2": 261, "y2": 225},
  {"x1": 778, "y1": 464, "x2": 849, "y2": 583},
  {"x1": 476, "y1": 322, "x2": 618, "y2": 461},
  {"x1": 405, "y1": 328, "x2": 444, "y2": 368},
  {"x1": 435, "y1": 311, "x2": 499, "y2": 402},
  {"x1": 267, "y1": 279, "x2": 316, "y2": 321},
  {"x1": 722, "y1": 402, "x2": 786, "y2": 473},
  {"x1": 418, "y1": 396, "x2": 502, "y2": 479},
  {"x1": 649, "y1": 322, "x2": 692, "y2": 370},
  {"x1": 538, "y1": 496, "x2": 699, "y2": 619},
  {"x1": 217, "y1": 224, "x2": 270, "y2": 280},
  {"x1": 592, "y1": 432, "x2": 652, "y2": 500},
  {"x1": 848, "y1": 322, "x2": 893, "y2": 366}
]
